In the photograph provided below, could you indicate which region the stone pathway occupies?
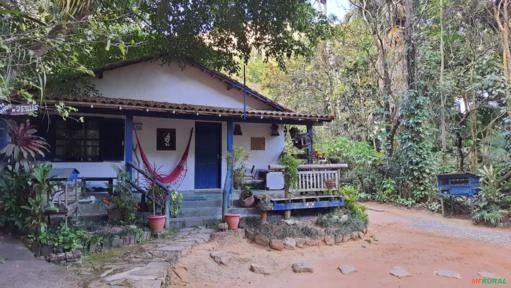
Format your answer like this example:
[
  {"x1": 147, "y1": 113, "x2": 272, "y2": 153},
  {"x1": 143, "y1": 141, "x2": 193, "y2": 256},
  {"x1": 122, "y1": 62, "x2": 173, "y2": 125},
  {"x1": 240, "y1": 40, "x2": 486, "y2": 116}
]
[
  {"x1": 81, "y1": 227, "x2": 214, "y2": 288},
  {"x1": 0, "y1": 234, "x2": 80, "y2": 288}
]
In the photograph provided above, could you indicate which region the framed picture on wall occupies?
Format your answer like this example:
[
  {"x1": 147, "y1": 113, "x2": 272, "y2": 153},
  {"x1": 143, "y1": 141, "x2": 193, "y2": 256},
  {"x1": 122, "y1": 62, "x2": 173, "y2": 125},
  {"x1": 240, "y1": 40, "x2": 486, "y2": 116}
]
[{"x1": 156, "y1": 128, "x2": 176, "y2": 151}]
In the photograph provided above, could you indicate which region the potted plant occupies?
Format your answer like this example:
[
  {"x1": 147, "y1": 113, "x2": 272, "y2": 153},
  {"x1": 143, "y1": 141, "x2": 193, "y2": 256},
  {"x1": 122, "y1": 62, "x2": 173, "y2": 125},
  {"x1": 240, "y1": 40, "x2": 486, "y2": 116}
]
[
  {"x1": 226, "y1": 146, "x2": 249, "y2": 189},
  {"x1": 224, "y1": 213, "x2": 241, "y2": 230},
  {"x1": 147, "y1": 183, "x2": 166, "y2": 234},
  {"x1": 238, "y1": 185, "x2": 255, "y2": 207},
  {"x1": 325, "y1": 179, "x2": 337, "y2": 189},
  {"x1": 107, "y1": 170, "x2": 137, "y2": 224}
]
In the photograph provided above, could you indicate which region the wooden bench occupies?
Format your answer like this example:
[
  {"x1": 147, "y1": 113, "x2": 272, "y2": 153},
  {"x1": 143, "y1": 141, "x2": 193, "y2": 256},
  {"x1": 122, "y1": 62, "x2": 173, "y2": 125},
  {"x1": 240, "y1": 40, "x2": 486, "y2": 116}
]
[
  {"x1": 268, "y1": 163, "x2": 348, "y2": 193},
  {"x1": 262, "y1": 164, "x2": 348, "y2": 219}
]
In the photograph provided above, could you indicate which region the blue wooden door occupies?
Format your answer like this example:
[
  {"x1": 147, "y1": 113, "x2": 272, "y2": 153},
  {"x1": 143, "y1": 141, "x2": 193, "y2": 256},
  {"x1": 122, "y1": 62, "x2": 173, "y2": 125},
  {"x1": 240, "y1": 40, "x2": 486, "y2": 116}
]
[{"x1": 195, "y1": 122, "x2": 222, "y2": 189}]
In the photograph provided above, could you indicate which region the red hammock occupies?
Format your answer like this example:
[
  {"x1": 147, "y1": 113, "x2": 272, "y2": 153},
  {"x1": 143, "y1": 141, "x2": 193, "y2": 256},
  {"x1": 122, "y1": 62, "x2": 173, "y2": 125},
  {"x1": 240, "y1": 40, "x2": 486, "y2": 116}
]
[{"x1": 133, "y1": 128, "x2": 193, "y2": 185}]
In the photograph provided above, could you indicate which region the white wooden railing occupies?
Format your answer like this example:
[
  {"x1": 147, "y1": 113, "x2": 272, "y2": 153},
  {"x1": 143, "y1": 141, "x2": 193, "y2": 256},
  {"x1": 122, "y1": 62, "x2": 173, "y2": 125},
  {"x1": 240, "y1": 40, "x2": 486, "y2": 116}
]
[
  {"x1": 268, "y1": 163, "x2": 347, "y2": 193},
  {"x1": 292, "y1": 170, "x2": 339, "y2": 192}
]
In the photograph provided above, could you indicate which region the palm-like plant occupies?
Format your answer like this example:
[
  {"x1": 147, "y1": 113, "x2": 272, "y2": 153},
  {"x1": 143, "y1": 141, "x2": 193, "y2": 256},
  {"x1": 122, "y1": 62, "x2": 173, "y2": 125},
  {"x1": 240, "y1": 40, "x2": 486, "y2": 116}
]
[{"x1": 0, "y1": 119, "x2": 49, "y2": 171}]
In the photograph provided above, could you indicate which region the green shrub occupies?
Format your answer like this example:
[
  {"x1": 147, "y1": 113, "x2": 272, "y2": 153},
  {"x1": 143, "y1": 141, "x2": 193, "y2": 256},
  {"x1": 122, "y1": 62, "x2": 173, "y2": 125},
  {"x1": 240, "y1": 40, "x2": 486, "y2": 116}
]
[
  {"x1": 280, "y1": 153, "x2": 300, "y2": 192},
  {"x1": 339, "y1": 185, "x2": 368, "y2": 222},
  {"x1": 110, "y1": 169, "x2": 137, "y2": 224},
  {"x1": 316, "y1": 136, "x2": 384, "y2": 194},
  {"x1": 0, "y1": 169, "x2": 32, "y2": 231},
  {"x1": 375, "y1": 178, "x2": 396, "y2": 202},
  {"x1": 472, "y1": 166, "x2": 504, "y2": 226},
  {"x1": 51, "y1": 224, "x2": 87, "y2": 252},
  {"x1": 394, "y1": 93, "x2": 436, "y2": 203}
]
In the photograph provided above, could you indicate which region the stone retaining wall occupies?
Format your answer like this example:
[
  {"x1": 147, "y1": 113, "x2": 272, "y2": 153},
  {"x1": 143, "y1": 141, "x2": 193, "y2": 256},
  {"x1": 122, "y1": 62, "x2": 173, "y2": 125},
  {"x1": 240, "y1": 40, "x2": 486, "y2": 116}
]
[{"x1": 245, "y1": 228, "x2": 365, "y2": 250}]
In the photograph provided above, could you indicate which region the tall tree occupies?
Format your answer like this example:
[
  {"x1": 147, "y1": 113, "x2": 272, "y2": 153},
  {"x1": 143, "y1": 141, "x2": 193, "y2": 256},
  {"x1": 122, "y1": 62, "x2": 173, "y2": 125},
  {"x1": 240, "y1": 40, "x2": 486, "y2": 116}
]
[
  {"x1": 491, "y1": 0, "x2": 511, "y2": 116},
  {"x1": 349, "y1": 0, "x2": 405, "y2": 158},
  {"x1": 1, "y1": 0, "x2": 330, "y2": 103}
]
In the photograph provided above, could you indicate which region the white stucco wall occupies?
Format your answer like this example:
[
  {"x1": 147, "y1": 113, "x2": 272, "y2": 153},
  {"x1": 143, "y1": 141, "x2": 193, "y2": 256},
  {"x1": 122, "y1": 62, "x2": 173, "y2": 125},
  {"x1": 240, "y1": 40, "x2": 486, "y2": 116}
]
[
  {"x1": 92, "y1": 61, "x2": 272, "y2": 110},
  {"x1": 50, "y1": 115, "x2": 285, "y2": 191},
  {"x1": 233, "y1": 123, "x2": 285, "y2": 171},
  {"x1": 131, "y1": 116, "x2": 202, "y2": 190}
]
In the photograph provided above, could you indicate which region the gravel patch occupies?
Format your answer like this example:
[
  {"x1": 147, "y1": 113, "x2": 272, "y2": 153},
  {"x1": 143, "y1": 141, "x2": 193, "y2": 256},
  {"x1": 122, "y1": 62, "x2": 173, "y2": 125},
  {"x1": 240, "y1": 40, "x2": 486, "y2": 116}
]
[{"x1": 411, "y1": 217, "x2": 511, "y2": 245}]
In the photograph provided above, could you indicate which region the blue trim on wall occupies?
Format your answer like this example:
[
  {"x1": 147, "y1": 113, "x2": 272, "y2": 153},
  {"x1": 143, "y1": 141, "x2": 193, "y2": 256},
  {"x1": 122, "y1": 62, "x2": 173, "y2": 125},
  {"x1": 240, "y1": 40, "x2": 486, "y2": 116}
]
[
  {"x1": 223, "y1": 120, "x2": 234, "y2": 217},
  {"x1": 125, "y1": 115, "x2": 133, "y2": 179}
]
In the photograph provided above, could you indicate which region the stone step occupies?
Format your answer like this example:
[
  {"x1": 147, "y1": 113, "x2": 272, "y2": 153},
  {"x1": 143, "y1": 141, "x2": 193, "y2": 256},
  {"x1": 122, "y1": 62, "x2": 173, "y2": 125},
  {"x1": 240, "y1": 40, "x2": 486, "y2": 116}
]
[
  {"x1": 168, "y1": 216, "x2": 221, "y2": 229},
  {"x1": 227, "y1": 207, "x2": 259, "y2": 217},
  {"x1": 181, "y1": 207, "x2": 222, "y2": 217},
  {"x1": 182, "y1": 199, "x2": 222, "y2": 208},
  {"x1": 182, "y1": 194, "x2": 222, "y2": 201}
]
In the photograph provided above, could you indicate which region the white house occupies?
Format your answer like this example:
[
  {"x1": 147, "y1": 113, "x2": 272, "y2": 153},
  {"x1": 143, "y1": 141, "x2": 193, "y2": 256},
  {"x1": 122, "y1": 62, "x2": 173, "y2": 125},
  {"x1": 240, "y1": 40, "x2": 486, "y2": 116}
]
[{"x1": 27, "y1": 58, "x2": 333, "y2": 223}]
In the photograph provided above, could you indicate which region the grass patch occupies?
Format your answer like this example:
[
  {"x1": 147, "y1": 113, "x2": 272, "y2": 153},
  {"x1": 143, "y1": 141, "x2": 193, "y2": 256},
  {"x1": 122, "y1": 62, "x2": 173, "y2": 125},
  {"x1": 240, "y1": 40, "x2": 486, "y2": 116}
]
[{"x1": 82, "y1": 248, "x2": 126, "y2": 266}]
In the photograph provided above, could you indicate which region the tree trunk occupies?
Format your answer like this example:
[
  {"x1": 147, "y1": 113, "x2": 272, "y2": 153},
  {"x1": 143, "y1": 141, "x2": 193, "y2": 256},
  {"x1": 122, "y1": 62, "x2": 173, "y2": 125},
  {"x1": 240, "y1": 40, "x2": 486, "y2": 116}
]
[
  {"x1": 494, "y1": 0, "x2": 511, "y2": 117},
  {"x1": 378, "y1": 36, "x2": 396, "y2": 158},
  {"x1": 404, "y1": 0, "x2": 416, "y2": 90},
  {"x1": 439, "y1": 0, "x2": 447, "y2": 150}
]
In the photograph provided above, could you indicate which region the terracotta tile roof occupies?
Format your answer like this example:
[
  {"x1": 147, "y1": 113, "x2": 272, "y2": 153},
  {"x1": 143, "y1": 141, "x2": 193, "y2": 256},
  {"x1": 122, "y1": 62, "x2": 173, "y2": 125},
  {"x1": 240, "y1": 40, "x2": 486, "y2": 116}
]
[{"x1": 44, "y1": 95, "x2": 334, "y2": 123}]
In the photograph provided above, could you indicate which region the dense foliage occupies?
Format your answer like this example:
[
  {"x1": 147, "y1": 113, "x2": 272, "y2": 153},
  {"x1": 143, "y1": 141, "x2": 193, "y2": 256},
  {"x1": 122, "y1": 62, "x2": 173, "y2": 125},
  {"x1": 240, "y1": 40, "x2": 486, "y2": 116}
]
[
  {"x1": 1, "y1": 0, "x2": 331, "y2": 103},
  {"x1": 240, "y1": 0, "x2": 511, "y2": 223}
]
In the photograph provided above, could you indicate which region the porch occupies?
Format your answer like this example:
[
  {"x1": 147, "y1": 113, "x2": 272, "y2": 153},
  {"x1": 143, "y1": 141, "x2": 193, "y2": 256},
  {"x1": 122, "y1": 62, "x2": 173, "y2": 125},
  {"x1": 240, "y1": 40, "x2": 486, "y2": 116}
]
[{"x1": 41, "y1": 95, "x2": 332, "y2": 228}]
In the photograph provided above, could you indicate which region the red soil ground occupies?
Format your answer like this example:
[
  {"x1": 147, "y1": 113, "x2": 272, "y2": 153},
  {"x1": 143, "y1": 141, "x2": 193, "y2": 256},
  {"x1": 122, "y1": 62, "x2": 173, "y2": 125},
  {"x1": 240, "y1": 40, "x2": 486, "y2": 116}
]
[{"x1": 171, "y1": 202, "x2": 511, "y2": 288}]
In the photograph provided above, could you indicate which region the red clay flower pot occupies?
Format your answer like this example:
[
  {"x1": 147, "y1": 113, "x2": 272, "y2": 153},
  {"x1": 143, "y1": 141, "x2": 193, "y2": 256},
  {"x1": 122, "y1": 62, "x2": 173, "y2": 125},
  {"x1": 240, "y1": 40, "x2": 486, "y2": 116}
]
[
  {"x1": 224, "y1": 213, "x2": 241, "y2": 230},
  {"x1": 148, "y1": 215, "x2": 166, "y2": 234},
  {"x1": 325, "y1": 179, "x2": 337, "y2": 189}
]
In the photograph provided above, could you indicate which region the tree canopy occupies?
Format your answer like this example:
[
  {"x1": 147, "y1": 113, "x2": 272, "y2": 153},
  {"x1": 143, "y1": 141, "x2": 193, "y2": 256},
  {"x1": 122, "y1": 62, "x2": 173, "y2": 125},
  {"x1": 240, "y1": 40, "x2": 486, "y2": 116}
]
[{"x1": 0, "y1": 0, "x2": 330, "y2": 102}]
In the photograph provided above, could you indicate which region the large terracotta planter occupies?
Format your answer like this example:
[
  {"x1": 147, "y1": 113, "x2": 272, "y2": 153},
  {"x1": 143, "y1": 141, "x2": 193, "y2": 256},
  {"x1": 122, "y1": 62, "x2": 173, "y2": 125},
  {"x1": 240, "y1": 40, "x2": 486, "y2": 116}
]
[
  {"x1": 224, "y1": 213, "x2": 241, "y2": 230},
  {"x1": 148, "y1": 215, "x2": 166, "y2": 234}
]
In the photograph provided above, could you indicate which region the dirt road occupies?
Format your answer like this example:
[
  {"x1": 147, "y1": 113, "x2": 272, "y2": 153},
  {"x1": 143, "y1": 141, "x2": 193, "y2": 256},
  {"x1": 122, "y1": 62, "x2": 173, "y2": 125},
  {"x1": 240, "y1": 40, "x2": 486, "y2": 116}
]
[{"x1": 171, "y1": 202, "x2": 511, "y2": 288}]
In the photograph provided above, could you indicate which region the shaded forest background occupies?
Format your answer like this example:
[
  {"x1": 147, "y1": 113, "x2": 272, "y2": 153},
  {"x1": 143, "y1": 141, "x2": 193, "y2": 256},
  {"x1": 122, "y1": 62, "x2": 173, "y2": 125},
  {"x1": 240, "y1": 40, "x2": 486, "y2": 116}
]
[{"x1": 238, "y1": 0, "x2": 511, "y2": 211}]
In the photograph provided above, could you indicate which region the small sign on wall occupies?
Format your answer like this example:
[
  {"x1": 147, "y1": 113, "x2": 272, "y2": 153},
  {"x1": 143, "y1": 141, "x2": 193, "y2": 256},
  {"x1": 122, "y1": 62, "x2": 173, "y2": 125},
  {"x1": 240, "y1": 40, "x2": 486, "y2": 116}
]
[
  {"x1": 251, "y1": 137, "x2": 266, "y2": 151},
  {"x1": 156, "y1": 128, "x2": 176, "y2": 151}
]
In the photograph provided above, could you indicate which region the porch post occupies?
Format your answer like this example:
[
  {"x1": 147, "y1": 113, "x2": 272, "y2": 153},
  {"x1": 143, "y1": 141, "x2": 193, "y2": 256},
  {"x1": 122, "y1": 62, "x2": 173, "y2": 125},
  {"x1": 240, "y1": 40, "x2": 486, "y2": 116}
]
[
  {"x1": 306, "y1": 124, "x2": 314, "y2": 164},
  {"x1": 223, "y1": 120, "x2": 234, "y2": 217},
  {"x1": 125, "y1": 115, "x2": 133, "y2": 178}
]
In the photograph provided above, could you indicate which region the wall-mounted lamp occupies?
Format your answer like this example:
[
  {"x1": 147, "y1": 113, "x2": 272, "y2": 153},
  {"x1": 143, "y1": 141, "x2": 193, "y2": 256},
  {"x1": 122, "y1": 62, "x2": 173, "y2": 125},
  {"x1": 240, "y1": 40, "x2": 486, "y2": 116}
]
[
  {"x1": 234, "y1": 123, "x2": 243, "y2": 135},
  {"x1": 271, "y1": 124, "x2": 280, "y2": 136}
]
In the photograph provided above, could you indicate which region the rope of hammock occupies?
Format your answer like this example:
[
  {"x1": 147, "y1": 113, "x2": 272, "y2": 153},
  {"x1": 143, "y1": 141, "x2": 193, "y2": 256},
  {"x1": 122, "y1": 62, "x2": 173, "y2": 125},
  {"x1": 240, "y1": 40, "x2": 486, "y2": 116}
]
[{"x1": 133, "y1": 128, "x2": 194, "y2": 186}]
